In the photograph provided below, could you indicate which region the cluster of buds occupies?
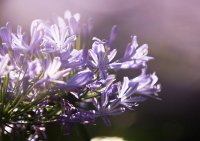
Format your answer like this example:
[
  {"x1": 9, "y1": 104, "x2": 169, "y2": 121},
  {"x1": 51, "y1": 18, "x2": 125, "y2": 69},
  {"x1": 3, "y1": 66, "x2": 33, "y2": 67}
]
[{"x1": 0, "y1": 11, "x2": 160, "y2": 140}]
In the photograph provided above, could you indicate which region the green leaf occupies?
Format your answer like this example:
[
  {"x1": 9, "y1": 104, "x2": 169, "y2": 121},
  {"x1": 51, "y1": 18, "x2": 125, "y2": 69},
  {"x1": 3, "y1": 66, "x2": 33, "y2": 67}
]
[{"x1": 84, "y1": 91, "x2": 99, "y2": 99}]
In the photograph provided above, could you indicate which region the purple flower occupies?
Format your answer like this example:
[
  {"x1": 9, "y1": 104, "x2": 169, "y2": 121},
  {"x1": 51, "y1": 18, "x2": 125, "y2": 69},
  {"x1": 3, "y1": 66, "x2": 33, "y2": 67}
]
[
  {"x1": 42, "y1": 23, "x2": 76, "y2": 53},
  {"x1": 91, "y1": 76, "x2": 125, "y2": 126},
  {"x1": 87, "y1": 75, "x2": 115, "y2": 92},
  {"x1": 53, "y1": 69, "x2": 94, "y2": 95},
  {"x1": 117, "y1": 77, "x2": 139, "y2": 109},
  {"x1": 110, "y1": 36, "x2": 153, "y2": 69},
  {"x1": 61, "y1": 49, "x2": 88, "y2": 69},
  {"x1": 11, "y1": 20, "x2": 44, "y2": 53},
  {"x1": 67, "y1": 69, "x2": 94, "y2": 87},
  {"x1": 92, "y1": 92, "x2": 125, "y2": 126},
  {"x1": 59, "y1": 99, "x2": 95, "y2": 127},
  {"x1": 0, "y1": 22, "x2": 12, "y2": 49},
  {"x1": 108, "y1": 25, "x2": 117, "y2": 47},
  {"x1": 36, "y1": 57, "x2": 71, "y2": 85},
  {"x1": 64, "y1": 10, "x2": 80, "y2": 35},
  {"x1": 129, "y1": 70, "x2": 161, "y2": 98},
  {"x1": 88, "y1": 38, "x2": 117, "y2": 79},
  {"x1": 117, "y1": 70, "x2": 161, "y2": 109}
]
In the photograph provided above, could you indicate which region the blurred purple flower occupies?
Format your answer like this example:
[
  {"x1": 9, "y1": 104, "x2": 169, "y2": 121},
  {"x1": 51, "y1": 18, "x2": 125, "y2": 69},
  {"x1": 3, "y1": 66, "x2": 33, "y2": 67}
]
[
  {"x1": 108, "y1": 25, "x2": 117, "y2": 47},
  {"x1": 64, "y1": 10, "x2": 80, "y2": 35},
  {"x1": 0, "y1": 22, "x2": 12, "y2": 49}
]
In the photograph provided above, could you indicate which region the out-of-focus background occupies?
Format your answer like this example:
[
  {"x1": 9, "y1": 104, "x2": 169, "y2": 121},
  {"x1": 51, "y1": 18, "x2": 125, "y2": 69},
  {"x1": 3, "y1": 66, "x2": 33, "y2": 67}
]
[{"x1": 1, "y1": 0, "x2": 200, "y2": 140}]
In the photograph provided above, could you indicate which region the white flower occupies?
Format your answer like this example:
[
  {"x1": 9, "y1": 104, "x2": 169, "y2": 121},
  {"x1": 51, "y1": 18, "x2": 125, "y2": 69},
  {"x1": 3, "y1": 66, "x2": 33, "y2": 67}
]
[{"x1": 91, "y1": 137, "x2": 126, "y2": 141}]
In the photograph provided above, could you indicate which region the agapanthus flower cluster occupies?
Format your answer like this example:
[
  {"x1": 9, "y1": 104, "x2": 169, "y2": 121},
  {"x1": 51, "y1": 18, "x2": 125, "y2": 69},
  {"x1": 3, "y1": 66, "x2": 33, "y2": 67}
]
[{"x1": 0, "y1": 11, "x2": 160, "y2": 140}]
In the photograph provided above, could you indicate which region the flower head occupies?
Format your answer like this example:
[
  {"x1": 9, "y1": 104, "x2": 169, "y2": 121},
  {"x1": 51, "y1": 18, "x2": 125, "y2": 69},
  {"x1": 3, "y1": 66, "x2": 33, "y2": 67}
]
[{"x1": 0, "y1": 10, "x2": 161, "y2": 140}]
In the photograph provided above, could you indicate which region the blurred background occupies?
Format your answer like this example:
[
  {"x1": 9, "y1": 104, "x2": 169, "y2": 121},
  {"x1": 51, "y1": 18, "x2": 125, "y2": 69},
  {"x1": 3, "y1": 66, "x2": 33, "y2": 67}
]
[{"x1": 0, "y1": 0, "x2": 200, "y2": 140}]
